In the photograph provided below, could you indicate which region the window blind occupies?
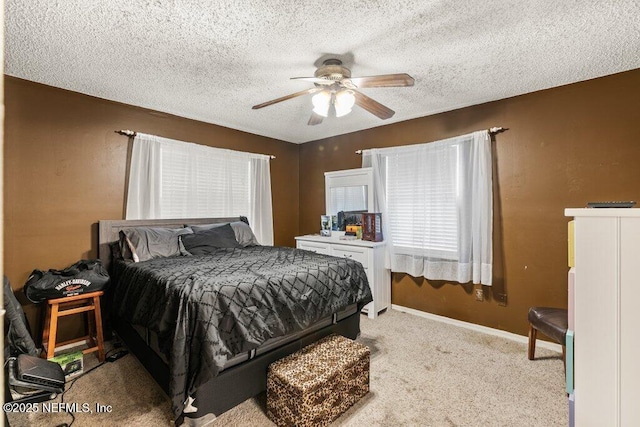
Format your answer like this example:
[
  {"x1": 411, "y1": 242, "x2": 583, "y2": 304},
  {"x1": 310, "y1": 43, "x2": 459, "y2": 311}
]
[
  {"x1": 126, "y1": 132, "x2": 274, "y2": 245},
  {"x1": 159, "y1": 144, "x2": 250, "y2": 218},
  {"x1": 385, "y1": 145, "x2": 459, "y2": 259},
  {"x1": 362, "y1": 130, "x2": 492, "y2": 285}
]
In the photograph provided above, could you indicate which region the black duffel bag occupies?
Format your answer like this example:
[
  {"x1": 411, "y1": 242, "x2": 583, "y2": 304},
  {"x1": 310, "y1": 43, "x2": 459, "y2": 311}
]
[{"x1": 24, "y1": 259, "x2": 110, "y2": 303}]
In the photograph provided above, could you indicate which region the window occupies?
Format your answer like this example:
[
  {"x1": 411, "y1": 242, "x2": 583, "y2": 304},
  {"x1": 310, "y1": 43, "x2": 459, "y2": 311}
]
[
  {"x1": 363, "y1": 130, "x2": 492, "y2": 285},
  {"x1": 126, "y1": 133, "x2": 274, "y2": 245},
  {"x1": 385, "y1": 143, "x2": 459, "y2": 259},
  {"x1": 159, "y1": 144, "x2": 251, "y2": 218}
]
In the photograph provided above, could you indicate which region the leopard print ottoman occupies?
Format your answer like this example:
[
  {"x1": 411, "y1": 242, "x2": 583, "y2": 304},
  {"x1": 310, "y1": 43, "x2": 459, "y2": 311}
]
[{"x1": 266, "y1": 334, "x2": 370, "y2": 427}]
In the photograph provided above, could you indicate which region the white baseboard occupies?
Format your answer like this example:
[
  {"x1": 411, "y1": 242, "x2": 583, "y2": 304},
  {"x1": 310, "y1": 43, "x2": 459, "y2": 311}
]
[{"x1": 391, "y1": 304, "x2": 563, "y2": 354}]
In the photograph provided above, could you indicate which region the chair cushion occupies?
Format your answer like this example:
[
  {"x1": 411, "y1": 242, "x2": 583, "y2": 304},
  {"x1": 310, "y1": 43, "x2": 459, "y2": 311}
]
[{"x1": 528, "y1": 307, "x2": 568, "y2": 344}]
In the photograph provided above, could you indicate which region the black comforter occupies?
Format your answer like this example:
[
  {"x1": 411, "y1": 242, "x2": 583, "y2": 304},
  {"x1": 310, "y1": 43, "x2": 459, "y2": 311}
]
[{"x1": 112, "y1": 245, "x2": 372, "y2": 418}]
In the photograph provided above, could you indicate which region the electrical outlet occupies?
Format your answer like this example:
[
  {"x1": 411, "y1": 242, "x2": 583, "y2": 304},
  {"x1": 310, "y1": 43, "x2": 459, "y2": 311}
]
[
  {"x1": 496, "y1": 293, "x2": 508, "y2": 306},
  {"x1": 475, "y1": 289, "x2": 484, "y2": 301}
]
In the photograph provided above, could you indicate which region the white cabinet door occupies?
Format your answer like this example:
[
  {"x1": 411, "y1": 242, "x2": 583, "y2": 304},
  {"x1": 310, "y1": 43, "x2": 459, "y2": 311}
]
[
  {"x1": 574, "y1": 216, "x2": 618, "y2": 426},
  {"x1": 331, "y1": 244, "x2": 375, "y2": 317},
  {"x1": 566, "y1": 209, "x2": 640, "y2": 427},
  {"x1": 620, "y1": 218, "x2": 640, "y2": 426},
  {"x1": 330, "y1": 244, "x2": 369, "y2": 268}
]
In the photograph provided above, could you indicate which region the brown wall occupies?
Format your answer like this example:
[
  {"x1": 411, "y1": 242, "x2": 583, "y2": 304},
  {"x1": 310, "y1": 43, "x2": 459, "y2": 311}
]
[
  {"x1": 4, "y1": 76, "x2": 300, "y2": 336},
  {"x1": 299, "y1": 69, "x2": 640, "y2": 336},
  {"x1": 6, "y1": 69, "x2": 640, "y2": 341}
]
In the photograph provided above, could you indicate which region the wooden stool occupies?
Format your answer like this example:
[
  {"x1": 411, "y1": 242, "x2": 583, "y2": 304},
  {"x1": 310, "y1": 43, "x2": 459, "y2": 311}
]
[{"x1": 42, "y1": 291, "x2": 105, "y2": 362}]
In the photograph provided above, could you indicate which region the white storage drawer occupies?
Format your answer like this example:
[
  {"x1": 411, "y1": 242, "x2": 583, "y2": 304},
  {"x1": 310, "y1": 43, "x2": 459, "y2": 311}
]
[
  {"x1": 296, "y1": 241, "x2": 331, "y2": 255},
  {"x1": 330, "y1": 244, "x2": 368, "y2": 268}
]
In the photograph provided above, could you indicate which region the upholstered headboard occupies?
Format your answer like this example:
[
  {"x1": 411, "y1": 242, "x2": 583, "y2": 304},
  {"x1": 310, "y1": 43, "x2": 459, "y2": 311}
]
[{"x1": 98, "y1": 217, "x2": 242, "y2": 271}]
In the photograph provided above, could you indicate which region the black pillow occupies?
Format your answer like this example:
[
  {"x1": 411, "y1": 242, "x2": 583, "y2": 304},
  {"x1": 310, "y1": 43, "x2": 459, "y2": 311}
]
[{"x1": 181, "y1": 224, "x2": 241, "y2": 255}]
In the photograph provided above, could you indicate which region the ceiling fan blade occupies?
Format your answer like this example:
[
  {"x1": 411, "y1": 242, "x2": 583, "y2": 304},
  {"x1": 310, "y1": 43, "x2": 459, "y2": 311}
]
[
  {"x1": 344, "y1": 73, "x2": 415, "y2": 89},
  {"x1": 290, "y1": 77, "x2": 335, "y2": 86},
  {"x1": 252, "y1": 87, "x2": 322, "y2": 109},
  {"x1": 353, "y1": 90, "x2": 395, "y2": 120},
  {"x1": 307, "y1": 112, "x2": 324, "y2": 126}
]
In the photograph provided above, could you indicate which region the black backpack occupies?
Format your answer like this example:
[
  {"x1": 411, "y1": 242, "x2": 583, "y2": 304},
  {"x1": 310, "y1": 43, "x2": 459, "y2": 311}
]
[{"x1": 23, "y1": 259, "x2": 110, "y2": 303}]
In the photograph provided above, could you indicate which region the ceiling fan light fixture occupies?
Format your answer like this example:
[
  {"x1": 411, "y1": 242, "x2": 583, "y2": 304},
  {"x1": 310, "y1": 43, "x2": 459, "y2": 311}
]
[
  {"x1": 334, "y1": 90, "x2": 355, "y2": 117},
  {"x1": 252, "y1": 58, "x2": 412, "y2": 124},
  {"x1": 312, "y1": 91, "x2": 331, "y2": 117}
]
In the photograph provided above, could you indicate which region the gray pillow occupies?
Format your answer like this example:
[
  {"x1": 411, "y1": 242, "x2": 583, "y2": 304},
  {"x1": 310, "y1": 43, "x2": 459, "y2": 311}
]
[
  {"x1": 180, "y1": 224, "x2": 242, "y2": 255},
  {"x1": 189, "y1": 221, "x2": 260, "y2": 247},
  {"x1": 121, "y1": 227, "x2": 193, "y2": 262}
]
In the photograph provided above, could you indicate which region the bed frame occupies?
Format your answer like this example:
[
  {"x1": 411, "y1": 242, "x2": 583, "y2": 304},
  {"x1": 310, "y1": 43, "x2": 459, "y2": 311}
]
[{"x1": 98, "y1": 218, "x2": 363, "y2": 425}]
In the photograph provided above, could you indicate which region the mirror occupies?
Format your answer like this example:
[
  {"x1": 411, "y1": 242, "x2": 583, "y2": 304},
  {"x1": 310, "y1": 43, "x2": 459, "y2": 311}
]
[
  {"x1": 325, "y1": 168, "x2": 374, "y2": 217},
  {"x1": 329, "y1": 185, "x2": 368, "y2": 214}
]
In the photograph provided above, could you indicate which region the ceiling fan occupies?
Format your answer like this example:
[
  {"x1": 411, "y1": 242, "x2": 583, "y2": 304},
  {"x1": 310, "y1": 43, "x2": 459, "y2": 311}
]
[{"x1": 252, "y1": 59, "x2": 415, "y2": 125}]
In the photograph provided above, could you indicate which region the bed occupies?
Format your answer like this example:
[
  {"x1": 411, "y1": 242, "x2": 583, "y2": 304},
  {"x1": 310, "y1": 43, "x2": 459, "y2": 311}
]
[{"x1": 98, "y1": 217, "x2": 372, "y2": 425}]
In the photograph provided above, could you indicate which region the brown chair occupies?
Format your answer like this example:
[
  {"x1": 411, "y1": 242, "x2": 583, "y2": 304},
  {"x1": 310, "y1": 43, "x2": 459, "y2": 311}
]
[{"x1": 527, "y1": 307, "x2": 568, "y2": 362}]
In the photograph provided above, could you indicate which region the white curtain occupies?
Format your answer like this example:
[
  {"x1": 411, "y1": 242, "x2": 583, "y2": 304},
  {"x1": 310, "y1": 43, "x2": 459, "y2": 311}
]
[
  {"x1": 363, "y1": 130, "x2": 492, "y2": 285},
  {"x1": 126, "y1": 133, "x2": 274, "y2": 245},
  {"x1": 249, "y1": 157, "x2": 274, "y2": 245}
]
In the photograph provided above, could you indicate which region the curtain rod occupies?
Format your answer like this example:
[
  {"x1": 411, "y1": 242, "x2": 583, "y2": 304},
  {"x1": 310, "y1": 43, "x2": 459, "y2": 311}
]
[
  {"x1": 354, "y1": 127, "x2": 508, "y2": 155},
  {"x1": 115, "y1": 130, "x2": 276, "y2": 159}
]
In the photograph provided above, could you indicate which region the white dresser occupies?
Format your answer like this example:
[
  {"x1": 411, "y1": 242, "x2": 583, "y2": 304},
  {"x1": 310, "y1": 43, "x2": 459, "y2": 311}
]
[
  {"x1": 565, "y1": 208, "x2": 640, "y2": 426},
  {"x1": 295, "y1": 234, "x2": 391, "y2": 319}
]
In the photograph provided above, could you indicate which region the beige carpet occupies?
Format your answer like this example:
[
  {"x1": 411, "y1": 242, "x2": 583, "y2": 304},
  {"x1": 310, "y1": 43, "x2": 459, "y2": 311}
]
[{"x1": 7, "y1": 310, "x2": 567, "y2": 426}]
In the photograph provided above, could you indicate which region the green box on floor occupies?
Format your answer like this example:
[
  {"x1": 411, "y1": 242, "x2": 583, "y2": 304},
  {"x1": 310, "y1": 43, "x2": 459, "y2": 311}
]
[{"x1": 49, "y1": 351, "x2": 83, "y2": 378}]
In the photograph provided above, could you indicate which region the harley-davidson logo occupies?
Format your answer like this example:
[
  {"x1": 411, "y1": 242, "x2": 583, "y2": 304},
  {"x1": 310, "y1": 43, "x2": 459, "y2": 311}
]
[{"x1": 55, "y1": 278, "x2": 91, "y2": 291}]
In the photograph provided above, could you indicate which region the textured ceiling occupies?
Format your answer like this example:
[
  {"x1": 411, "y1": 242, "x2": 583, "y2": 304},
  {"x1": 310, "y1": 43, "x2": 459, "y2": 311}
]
[{"x1": 5, "y1": 1, "x2": 640, "y2": 144}]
